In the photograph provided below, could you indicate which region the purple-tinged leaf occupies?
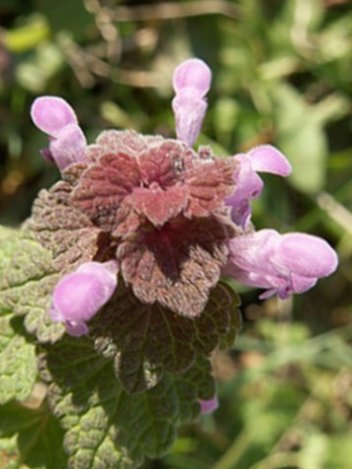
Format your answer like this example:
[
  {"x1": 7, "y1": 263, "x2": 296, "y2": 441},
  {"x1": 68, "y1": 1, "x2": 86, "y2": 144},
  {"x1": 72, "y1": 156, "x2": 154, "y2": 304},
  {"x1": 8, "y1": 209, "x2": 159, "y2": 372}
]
[{"x1": 118, "y1": 215, "x2": 235, "y2": 317}]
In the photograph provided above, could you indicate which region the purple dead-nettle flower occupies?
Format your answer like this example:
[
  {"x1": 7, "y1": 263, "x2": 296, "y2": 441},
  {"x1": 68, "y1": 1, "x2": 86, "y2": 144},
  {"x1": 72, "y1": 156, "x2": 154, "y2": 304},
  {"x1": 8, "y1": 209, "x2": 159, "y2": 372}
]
[
  {"x1": 28, "y1": 56, "x2": 338, "y2": 336},
  {"x1": 225, "y1": 145, "x2": 292, "y2": 228},
  {"x1": 30, "y1": 96, "x2": 87, "y2": 171},
  {"x1": 224, "y1": 230, "x2": 338, "y2": 300},
  {"x1": 199, "y1": 395, "x2": 219, "y2": 415},
  {"x1": 172, "y1": 58, "x2": 212, "y2": 146},
  {"x1": 50, "y1": 261, "x2": 119, "y2": 336}
]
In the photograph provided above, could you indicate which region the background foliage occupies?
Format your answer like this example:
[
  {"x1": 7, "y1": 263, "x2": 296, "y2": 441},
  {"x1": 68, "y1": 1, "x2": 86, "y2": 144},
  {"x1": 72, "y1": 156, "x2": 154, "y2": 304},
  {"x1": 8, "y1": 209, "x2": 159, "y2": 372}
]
[{"x1": 0, "y1": 0, "x2": 351, "y2": 468}]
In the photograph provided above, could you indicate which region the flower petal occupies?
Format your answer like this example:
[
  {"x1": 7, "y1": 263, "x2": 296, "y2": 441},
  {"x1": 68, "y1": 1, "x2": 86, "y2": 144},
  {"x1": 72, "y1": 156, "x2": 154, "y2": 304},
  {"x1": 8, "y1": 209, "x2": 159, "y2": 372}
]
[
  {"x1": 199, "y1": 395, "x2": 219, "y2": 414},
  {"x1": 225, "y1": 229, "x2": 338, "y2": 300},
  {"x1": 275, "y1": 233, "x2": 338, "y2": 278},
  {"x1": 50, "y1": 123, "x2": 87, "y2": 170},
  {"x1": 172, "y1": 58, "x2": 212, "y2": 97},
  {"x1": 172, "y1": 58, "x2": 212, "y2": 146},
  {"x1": 30, "y1": 96, "x2": 78, "y2": 138},
  {"x1": 172, "y1": 91, "x2": 207, "y2": 146},
  {"x1": 247, "y1": 145, "x2": 292, "y2": 176},
  {"x1": 226, "y1": 155, "x2": 264, "y2": 227},
  {"x1": 65, "y1": 321, "x2": 89, "y2": 337}
]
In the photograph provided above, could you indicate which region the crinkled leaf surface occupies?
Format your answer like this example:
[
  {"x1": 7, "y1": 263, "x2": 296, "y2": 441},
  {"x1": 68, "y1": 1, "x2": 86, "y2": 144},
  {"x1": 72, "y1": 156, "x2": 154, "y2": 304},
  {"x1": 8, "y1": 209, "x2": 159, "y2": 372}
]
[
  {"x1": 0, "y1": 226, "x2": 63, "y2": 343},
  {"x1": 118, "y1": 214, "x2": 236, "y2": 317},
  {"x1": 25, "y1": 181, "x2": 105, "y2": 273},
  {"x1": 0, "y1": 226, "x2": 59, "y2": 404},
  {"x1": 38, "y1": 337, "x2": 213, "y2": 469},
  {"x1": 0, "y1": 400, "x2": 67, "y2": 469},
  {"x1": 90, "y1": 282, "x2": 241, "y2": 393},
  {"x1": 0, "y1": 315, "x2": 36, "y2": 405}
]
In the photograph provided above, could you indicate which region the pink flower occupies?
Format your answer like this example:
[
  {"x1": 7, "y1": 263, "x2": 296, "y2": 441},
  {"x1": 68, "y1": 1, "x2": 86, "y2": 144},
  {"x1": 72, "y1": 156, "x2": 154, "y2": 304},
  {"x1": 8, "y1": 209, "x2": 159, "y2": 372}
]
[
  {"x1": 172, "y1": 58, "x2": 212, "y2": 146},
  {"x1": 199, "y1": 395, "x2": 219, "y2": 414},
  {"x1": 49, "y1": 261, "x2": 119, "y2": 336},
  {"x1": 225, "y1": 146, "x2": 292, "y2": 228},
  {"x1": 225, "y1": 230, "x2": 338, "y2": 299},
  {"x1": 30, "y1": 96, "x2": 87, "y2": 171}
]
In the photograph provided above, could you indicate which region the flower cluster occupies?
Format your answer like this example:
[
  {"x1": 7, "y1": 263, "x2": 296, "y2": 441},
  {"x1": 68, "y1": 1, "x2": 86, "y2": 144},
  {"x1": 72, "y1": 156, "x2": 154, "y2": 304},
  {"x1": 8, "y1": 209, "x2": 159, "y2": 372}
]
[
  {"x1": 30, "y1": 58, "x2": 338, "y2": 339},
  {"x1": 29, "y1": 57, "x2": 339, "y2": 415}
]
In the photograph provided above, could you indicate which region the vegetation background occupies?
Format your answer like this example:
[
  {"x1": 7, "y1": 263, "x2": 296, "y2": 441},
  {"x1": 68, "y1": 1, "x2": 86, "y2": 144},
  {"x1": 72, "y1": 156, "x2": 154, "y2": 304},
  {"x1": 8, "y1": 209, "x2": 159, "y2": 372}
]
[{"x1": 0, "y1": 0, "x2": 351, "y2": 468}]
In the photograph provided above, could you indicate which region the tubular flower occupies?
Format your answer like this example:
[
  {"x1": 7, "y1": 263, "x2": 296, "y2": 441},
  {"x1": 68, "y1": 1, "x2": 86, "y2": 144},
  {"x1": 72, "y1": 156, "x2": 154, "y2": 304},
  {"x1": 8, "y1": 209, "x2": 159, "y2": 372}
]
[
  {"x1": 50, "y1": 261, "x2": 119, "y2": 336},
  {"x1": 224, "y1": 230, "x2": 338, "y2": 299},
  {"x1": 172, "y1": 58, "x2": 212, "y2": 146},
  {"x1": 30, "y1": 96, "x2": 87, "y2": 171},
  {"x1": 225, "y1": 145, "x2": 292, "y2": 228}
]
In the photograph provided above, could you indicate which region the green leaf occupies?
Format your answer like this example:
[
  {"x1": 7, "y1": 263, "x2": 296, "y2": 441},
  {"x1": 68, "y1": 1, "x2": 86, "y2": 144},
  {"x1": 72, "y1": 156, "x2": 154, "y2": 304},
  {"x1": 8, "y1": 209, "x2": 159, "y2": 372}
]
[
  {"x1": 91, "y1": 282, "x2": 241, "y2": 393},
  {"x1": 38, "y1": 337, "x2": 214, "y2": 468},
  {"x1": 0, "y1": 400, "x2": 67, "y2": 469},
  {"x1": 0, "y1": 316, "x2": 36, "y2": 405},
  {"x1": 0, "y1": 226, "x2": 63, "y2": 343}
]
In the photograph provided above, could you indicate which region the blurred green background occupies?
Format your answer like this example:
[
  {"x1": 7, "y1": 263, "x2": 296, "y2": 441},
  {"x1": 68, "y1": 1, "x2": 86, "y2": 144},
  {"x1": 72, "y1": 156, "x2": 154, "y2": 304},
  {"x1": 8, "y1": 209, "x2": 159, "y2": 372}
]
[{"x1": 0, "y1": 0, "x2": 352, "y2": 468}]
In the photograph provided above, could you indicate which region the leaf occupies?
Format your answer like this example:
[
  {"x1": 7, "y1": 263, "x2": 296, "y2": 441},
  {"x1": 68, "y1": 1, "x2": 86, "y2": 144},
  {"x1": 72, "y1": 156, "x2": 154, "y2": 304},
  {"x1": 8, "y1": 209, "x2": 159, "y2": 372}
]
[
  {"x1": 38, "y1": 337, "x2": 214, "y2": 468},
  {"x1": 71, "y1": 133, "x2": 235, "y2": 232},
  {"x1": 25, "y1": 181, "x2": 105, "y2": 273},
  {"x1": 0, "y1": 400, "x2": 67, "y2": 468},
  {"x1": 0, "y1": 226, "x2": 64, "y2": 343},
  {"x1": 0, "y1": 316, "x2": 36, "y2": 405},
  {"x1": 118, "y1": 214, "x2": 235, "y2": 318},
  {"x1": 90, "y1": 282, "x2": 241, "y2": 393}
]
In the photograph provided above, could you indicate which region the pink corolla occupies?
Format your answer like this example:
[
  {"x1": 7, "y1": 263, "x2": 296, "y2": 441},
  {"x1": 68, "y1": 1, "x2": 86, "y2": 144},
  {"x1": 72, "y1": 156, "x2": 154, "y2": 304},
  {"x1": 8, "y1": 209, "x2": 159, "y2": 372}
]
[
  {"x1": 30, "y1": 96, "x2": 87, "y2": 171},
  {"x1": 199, "y1": 395, "x2": 219, "y2": 415},
  {"x1": 225, "y1": 145, "x2": 292, "y2": 228},
  {"x1": 225, "y1": 230, "x2": 338, "y2": 299},
  {"x1": 172, "y1": 58, "x2": 212, "y2": 146},
  {"x1": 49, "y1": 261, "x2": 119, "y2": 336}
]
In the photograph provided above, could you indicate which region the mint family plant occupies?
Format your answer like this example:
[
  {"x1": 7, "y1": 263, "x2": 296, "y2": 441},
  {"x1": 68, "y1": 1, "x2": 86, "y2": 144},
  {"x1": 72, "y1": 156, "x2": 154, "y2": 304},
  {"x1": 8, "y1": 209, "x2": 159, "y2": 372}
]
[{"x1": 0, "y1": 58, "x2": 338, "y2": 468}]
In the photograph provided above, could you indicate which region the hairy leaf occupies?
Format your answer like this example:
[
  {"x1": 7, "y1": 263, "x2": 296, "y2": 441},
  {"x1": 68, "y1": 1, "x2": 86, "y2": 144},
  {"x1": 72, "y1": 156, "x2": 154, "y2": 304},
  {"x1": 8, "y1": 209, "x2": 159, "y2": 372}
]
[
  {"x1": 25, "y1": 181, "x2": 105, "y2": 272},
  {"x1": 38, "y1": 337, "x2": 214, "y2": 468},
  {"x1": 0, "y1": 226, "x2": 63, "y2": 344},
  {"x1": 90, "y1": 281, "x2": 241, "y2": 393},
  {"x1": 0, "y1": 316, "x2": 36, "y2": 405},
  {"x1": 184, "y1": 157, "x2": 236, "y2": 217},
  {"x1": 0, "y1": 400, "x2": 67, "y2": 468},
  {"x1": 118, "y1": 215, "x2": 236, "y2": 317},
  {"x1": 71, "y1": 132, "x2": 235, "y2": 233}
]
